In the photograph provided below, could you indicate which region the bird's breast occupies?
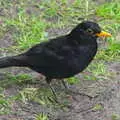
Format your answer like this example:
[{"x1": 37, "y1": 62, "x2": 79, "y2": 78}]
[{"x1": 61, "y1": 45, "x2": 97, "y2": 73}]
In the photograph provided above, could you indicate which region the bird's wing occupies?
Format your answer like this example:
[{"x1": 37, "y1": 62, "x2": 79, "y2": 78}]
[{"x1": 23, "y1": 42, "x2": 65, "y2": 67}]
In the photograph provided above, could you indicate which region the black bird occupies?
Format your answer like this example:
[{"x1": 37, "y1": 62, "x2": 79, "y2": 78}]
[{"x1": 0, "y1": 21, "x2": 111, "y2": 99}]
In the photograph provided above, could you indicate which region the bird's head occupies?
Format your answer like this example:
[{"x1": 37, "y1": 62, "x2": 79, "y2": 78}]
[{"x1": 71, "y1": 21, "x2": 111, "y2": 39}]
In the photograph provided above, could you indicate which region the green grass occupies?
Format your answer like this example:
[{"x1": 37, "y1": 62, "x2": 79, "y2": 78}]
[
  {"x1": 1, "y1": 0, "x2": 97, "y2": 51},
  {"x1": 0, "y1": 88, "x2": 10, "y2": 115},
  {"x1": 83, "y1": 61, "x2": 110, "y2": 81},
  {"x1": 96, "y1": 1, "x2": 120, "y2": 20},
  {"x1": 111, "y1": 114, "x2": 120, "y2": 120},
  {"x1": 0, "y1": 73, "x2": 32, "y2": 88},
  {"x1": 0, "y1": 73, "x2": 69, "y2": 115},
  {"x1": 96, "y1": 25, "x2": 120, "y2": 61},
  {"x1": 0, "y1": 73, "x2": 34, "y2": 115},
  {"x1": 35, "y1": 113, "x2": 49, "y2": 120},
  {"x1": 5, "y1": 11, "x2": 48, "y2": 50},
  {"x1": 92, "y1": 104, "x2": 104, "y2": 111},
  {"x1": 0, "y1": 86, "x2": 15, "y2": 115},
  {"x1": 95, "y1": 1, "x2": 120, "y2": 61},
  {"x1": 67, "y1": 76, "x2": 79, "y2": 84},
  {"x1": 1, "y1": 0, "x2": 118, "y2": 58}
]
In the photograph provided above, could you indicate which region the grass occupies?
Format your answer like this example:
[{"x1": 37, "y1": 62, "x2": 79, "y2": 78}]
[
  {"x1": 5, "y1": 11, "x2": 48, "y2": 50},
  {"x1": 0, "y1": 73, "x2": 32, "y2": 88},
  {"x1": 0, "y1": 0, "x2": 120, "y2": 117},
  {"x1": 0, "y1": 0, "x2": 97, "y2": 51},
  {"x1": 0, "y1": 0, "x2": 118, "y2": 57},
  {"x1": 92, "y1": 104, "x2": 104, "y2": 111},
  {"x1": 0, "y1": 73, "x2": 69, "y2": 115},
  {"x1": 84, "y1": 61, "x2": 109, "y2": 81},
  {"x1": 95, "y1": 1, "x2": 120, "y2": 62},
  {"x1": 0, "y1": 74, "x2": 33, "y2": 115},
  {"x1": 111, "y1": 114, "x2": 120, "y2": 120},
  {"x1": 67, "y1": 76, "x2": 79, "y2": 84},
  {"x1": 0, "y1": 90, "x2": 10, "y2": 115},
  {"x1": 96, "y1": 1, "x2": 120, "y2": 20},
  {"x1": 35, "y1": 113, "x2": 49, "y2": 120}
]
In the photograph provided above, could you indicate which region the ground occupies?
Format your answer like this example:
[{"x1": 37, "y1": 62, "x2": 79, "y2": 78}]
[{"x1": 0, "y1": 0, "x2": 120, "y2": 120}]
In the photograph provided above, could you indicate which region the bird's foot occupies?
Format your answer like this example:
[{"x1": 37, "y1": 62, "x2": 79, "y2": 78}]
[
  {"x1": 47, "y1": 96, "x2": 59, "y2": 103},
  {"x1": 61, "y1": 79, "x2": 69, "y2": 89},
  {"x1": 47, "y1": 83, "x2": 60, "y2": 103}
]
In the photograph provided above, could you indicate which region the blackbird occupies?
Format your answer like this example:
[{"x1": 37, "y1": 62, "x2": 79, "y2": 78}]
[{"x1": 0, "y1": 21, "x2": 111, "y2": 99}]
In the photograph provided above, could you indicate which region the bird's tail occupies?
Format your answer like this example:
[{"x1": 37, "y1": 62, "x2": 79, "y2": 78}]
[{"x1": 0, "y1": 55, "x2": 27, "y2": 68}]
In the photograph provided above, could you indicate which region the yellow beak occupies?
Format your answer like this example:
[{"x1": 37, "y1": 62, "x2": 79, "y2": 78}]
[{"x1": 96, "y1": 31, "x2": 112, "y2": 37}]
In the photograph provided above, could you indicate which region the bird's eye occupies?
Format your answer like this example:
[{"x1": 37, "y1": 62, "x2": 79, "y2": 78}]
[{"x1": 86, "y1": 28, "x2": 94, "y2": 34}]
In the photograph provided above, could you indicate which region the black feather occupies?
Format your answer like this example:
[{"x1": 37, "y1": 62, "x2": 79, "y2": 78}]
[{"x1": 0, "y1": 21, "x2": 101, "y2": 83}]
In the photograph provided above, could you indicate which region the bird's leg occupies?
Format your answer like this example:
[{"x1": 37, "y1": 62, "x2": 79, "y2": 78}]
[
  {"x1": 48, "y1": 83, "x2": 57, "y2": 100},
  {"x1": 61, "y1": 80, "x2": 92, "y2": 99},
  {"x1": 46, "y1": 78, "x2": 58, "y2": 102},
  {"x1": 61, "y1": 79, "x2": 69, "y2": 89}
]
